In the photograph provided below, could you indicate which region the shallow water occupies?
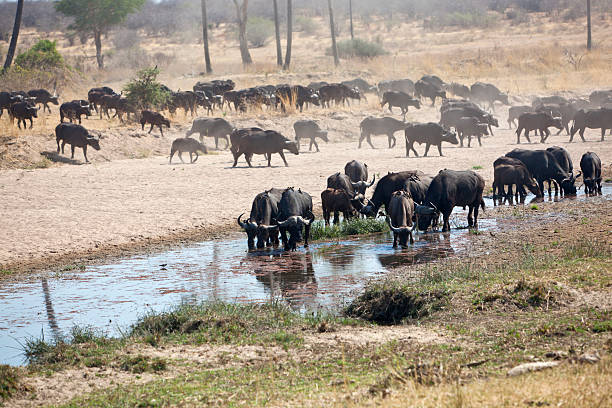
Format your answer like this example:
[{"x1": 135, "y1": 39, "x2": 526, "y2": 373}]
[{"x1": 0, "y1": 184, "x2": 609, "y2": 366}]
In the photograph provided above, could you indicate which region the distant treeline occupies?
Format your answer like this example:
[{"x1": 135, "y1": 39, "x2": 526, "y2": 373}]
[{"x1": 1, "y1": 0, "x2": 610, "y2": 41}]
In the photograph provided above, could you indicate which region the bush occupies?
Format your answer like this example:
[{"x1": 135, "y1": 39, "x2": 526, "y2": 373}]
[
  {"x1": 14, "y1": 39, "x2": 64, "y2": 70},
  {"x1": 294, "y1": 15, "x2": 318, "y2": 35},
  {"x1": 424, "y1": 12, "x2": 498, "y2": 30},
  {"x1": 113, "y1": 28, "x2": 141, "y2": 50},
  {"x1": 0, "y1": 365, "x2": 21, "y2": 402},
  {"x1": 123, "y1": 66, "x2": 171, "y2": 110},
  {"x1": 329, "y1": 38, "x2": 388, "y2": 59},
  {"x1": 247, "y1": 16, "x2": 274, "y2": 48},
  {"x1": 108, "y1": 45, "x2": 153, "y2": 70}
]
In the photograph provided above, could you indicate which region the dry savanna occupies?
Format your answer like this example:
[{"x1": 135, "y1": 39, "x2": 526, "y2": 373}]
[{"x1": 0, "y1": 1, "x2": 611, "y2": 407}]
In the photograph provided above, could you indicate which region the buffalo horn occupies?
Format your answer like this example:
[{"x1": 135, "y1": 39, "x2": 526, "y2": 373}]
[
  {"x1": 237, "y1": 213, "x2": 248, "y2": 229},
  {"x1": 368, "y1": 175, "x2": 376, "y2": 187},
  {"x1": 388, "y1": 219, "x2": 410, "y2": 233},
  {"x1": 415, "y1": 204, "x2": 436, "y2": 215}
]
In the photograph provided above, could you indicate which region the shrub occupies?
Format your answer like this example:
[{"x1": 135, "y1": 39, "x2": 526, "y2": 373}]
[
  {"x1": 108, "y1": 45, "x2": 153, "y2": 70},
  {"x1": 329, "y1": 38, "x2": 388, "y2": 59},
  {"x1": 424, "y1": 12, "x2": 498, "y2": 30},
  {"x1": 113, "y1": 28, "x2": 141, "y2": 50},
  {"x1": 294, "y1": 15, "x2": 318, "y2": 35},
  {"x1": 14, "y1": 39, "x2": 64, "y2": 70},
  {"x1": 122, "y1": 66, "x2": 171, "y2": 110},
  {"x1": 246, "y1": 16, "x2": 274, "y2": 48}
]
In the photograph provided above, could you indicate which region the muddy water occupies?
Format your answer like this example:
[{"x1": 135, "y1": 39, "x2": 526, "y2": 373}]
[{"x1": 0, "y1": 185, "x2": 609, "y2": 366}]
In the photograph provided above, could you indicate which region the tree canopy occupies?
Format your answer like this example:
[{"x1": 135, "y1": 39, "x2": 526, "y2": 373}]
[{"x1": 55, "y1": 0, "x2": 145, "y2": 34}]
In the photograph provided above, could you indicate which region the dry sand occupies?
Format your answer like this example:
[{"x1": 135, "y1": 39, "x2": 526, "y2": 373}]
[{"x1": 1, "y1": 100, "x2": 610, "y2": 273}]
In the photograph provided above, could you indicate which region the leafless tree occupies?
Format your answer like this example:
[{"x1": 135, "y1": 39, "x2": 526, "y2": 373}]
[
  {"x1": 586, "y1": 0, "x2": 592, "y2": 50},
  {"x1": 283, "y1": 0, "x2": 293, "y2": 69},
  {"x1": 328, "y1": 0, "x2": 339, "y2": 66},
  {"x1": 349, "y1": 0, "x2": 354, "y2": 39},
  {"x1": 273, "y1": 0, "x2": 282, "y2": 66},
  {"x1": 3, "y1": 0, "x2": 24, "y2": 70},
  {"x1": 201, "y1": 0, "x2": 212, "y2": 73},
  {"x1": 232, "y1": 0, "x2": 253, "y2": 65}
]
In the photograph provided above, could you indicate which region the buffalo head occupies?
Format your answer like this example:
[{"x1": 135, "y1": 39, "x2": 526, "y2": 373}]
[
  {"x1": 387, "y1": 219, "x2": 415, "y2": 248},
  {"x1": 351, "y1": 175, "x2": 376, "y2": 195},
  {"x1": 415, "y1": 203, "x2": 438, "y2": 231},
  {"x1": 238, "y1": 213, "x2": 258, "y2": 251},
  {"x1": 285, "y1": 141, "x2": 299, "y2": 155},
  {"x1": 560, "y1": 171, "x2": 580, "y2": 196},
  {"x1": 277, "y1": 214, "x2": 313, "y2": 251},
  {"x1": 86, "y1": 135, "x2": 101, "y2": 151},
  {"x1": 442, "y1": 130, "x2": 459, "y2": 145}
]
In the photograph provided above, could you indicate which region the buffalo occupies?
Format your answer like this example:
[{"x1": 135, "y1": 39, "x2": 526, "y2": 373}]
[
  {"x1": 405, "y1": 122, "x2": 458, "y2": 157},
  {"x1": 493, "y1": 161, "x2": 542, "y2": 201},
  {"x1": 416, "y1": 170, "x2": 485, "y2": 232},
  {"x1": 238, "y1": 188, "x2": 285, "y2": 250},
  {"x1": 415, "y1": 79, "x2": 446, "y2": 106},
  {"x1": 232, "y1": 130, "x2": 299, "y2": 167},
  {"x1": 455, "y1": 116, "x2": 489, "y2": 147},
  {"x1": 507, "y1": 105, "x2": 534, "y2": 128},
  {"x1": 140, "y1": 110, "x2": 170, "y2": 136},
  {"x1": 360, "y1": 171, "x2": 431, "y2": 217},
  {"x1": 186, "y1": 117, "x2": 233, "y2": 149},
  {"x1": 276, "y1": 188, "x2": 314, "y2": 251},
  {"x1": 293, "y1": 120, "x2": 328, "y2": 152},
  {"x1": 9, "y1": 101, "x2": 38, "y2": 129},
  {"x1": 60, "y1": 100, "x2": 91, "y2": 124},
  {"x1": 27, "y1": 89, "x2": 59, "y2": 113},
  {"x1": 580, "y1": 152, "x2": 602, "y2": 194},
  {"x1": 515, "y1": 112, "x2": 563, "y2": 144},
  {"x1": 570, "y1": 108, "x2": 612, "y2": 142},
  {"x1": 505, "y1": 149, "x2": 574, "y2": 196},
  {"x1": 378, "y1": 79, "x2": 415, "y2": 96},
  {"x1": 470, "y1": 82, "x2": 509, "y2": 111},
  {"x1": 169, "y1": 138, "x2": 208, "y2": 164},
  {"x1": 387, "y1": 190, "x2": 416, "y2": 247},
  {"x1": 321, "y1": 188, "x2": 355, "y2": 226},
  {"x1": 55, "y1": 123, "x2": 100, "y2": 163},
  {"x1": 381, "y1": 91, "x2": 420, "y2": 119},
  {"x1": 359, "y1": 116, "x2": 406, "y2": 149}
]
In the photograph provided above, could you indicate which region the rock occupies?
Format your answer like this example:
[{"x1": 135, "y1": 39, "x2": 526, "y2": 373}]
[
  {"x1": 507, "y1": 361, "x2": 560, "y2": 377},
  {"x1": 577, "y1": 352, "x2": 600, "y2": 364}
]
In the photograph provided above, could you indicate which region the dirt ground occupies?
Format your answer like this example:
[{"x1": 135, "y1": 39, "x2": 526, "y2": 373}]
[{"x1": 0, "y1": 97, "x2": 611, "y2": 274}]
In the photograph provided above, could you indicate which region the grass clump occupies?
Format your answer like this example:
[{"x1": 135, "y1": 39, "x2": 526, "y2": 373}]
[
  {"x1": 123, "y1": 66, "x2": 171, "y2": 110},
  {"x1": 129, "y1": 302, "x2": 305, "y2": 346},
  {"x1": 425, "y1": 12, "x2": 497, "y2": 31},
  {"x1": 15, "y1": 40, "x2": 64, "y2": 70},
  {"x1": 119, "y1": 355, "x2": 167, "y2": 374},
  {"x1": 345, "y1": 280, "x2": 448, "y2": 324},
  {"x1": 310, "y1": 217, "x2": 388, "y2": 241},
  {"x1": 0, "y1": 365, "x2": 21, "y2": 402},
  {"x1": 246, "y1": 16, "x2": 274, "y2": 48},
  {"x1": 330, "y1": 38, "x2": 388, "y2": 59}
]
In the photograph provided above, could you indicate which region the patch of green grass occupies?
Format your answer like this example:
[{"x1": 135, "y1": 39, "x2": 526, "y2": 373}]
[
  {"x1": 345, "y1": 280, "x2": 449, "y2": 324},
  {"x1": 330, "y1": 38, "x2": 388, "y2": 59},
  {"x1": 119, "y1": 355, "x2": 167, "y2": 374},
  {"x1": 310, "y1": 218, "x2": 388, "y2": 242},
  {"x1": 0, "y1": 269, "x2": 13, "y2": 276},
  {"x1": 472, "y1": 165, "x2": 483, "y2": 170},
  {"x1": 0, "y1": 364, "x2": 21, "y2": 402},
  {"x1": 592, "y1": 320, "x2": 612, "y2": 333},
  {"x1": 530, "y1": 204, "x2": 539, "y2": 210},
  {"x1": 61, "y1": 264, "x2": 86, "y2": 272}
]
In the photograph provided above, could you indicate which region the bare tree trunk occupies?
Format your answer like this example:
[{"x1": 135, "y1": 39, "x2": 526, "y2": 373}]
[
  {"x1": 233, "y1": 0, "x2": 253, "y2": 65},
  {"x1": 273, "y1": 0, "x2": 283, "y2": 66},
  {"x1": 3, "y1": 0, "x2": 24, "y2": 70},
  {"x1": 283, "y1": 0, "x2": 293, "y2": 70},
  {"x1": 201, "y1": 0, "x2": 212, "y2": 73},
  {"x1": 328, "y1": 0, "x2": 339, "y2": 66},
  {"x1": 94, "y1": 29, "x2": 104, "y2": 69},
  {"x1": 587, "y1": 0, "x2": 592, "y2": 50},
  {"x1": 349, "y1": 0, "x2": 354, "y2": 40}
]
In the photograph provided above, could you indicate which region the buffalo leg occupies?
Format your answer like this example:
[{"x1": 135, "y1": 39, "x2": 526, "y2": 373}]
[
  {"x1": 393, "y1": 232, "x2": 398, "y2": 248},
  {"x1": 358, "y1": 133, "x2": 365, "y2": 148},
  {"x1": 388, "y1": 134, "x2": 396, "y2": 148},
  {"x1": 178, "y1": 152, "x2": 185, "y2": 163},
  {"x1": 602, "y1": 128, "x2": 606, "y2": 142},
  {"x1": 279, "y1": 227, "x2": 288, "y2": 249},
  {"x1": 148, "y1": 124, "x2": 154, "y2": 134},
  {"x1": 304, "y1": 224, "x2": 310, "y2": 248},
  {"x1": 70, "y1": 145, "x2": 75, "y2": 159},
  {"x1": 437, "y1": 143, "x2": 443, "y2": 156},
  {"x1": 407, "y1": 141, "x2": 419, "y2": 157},
  {"x1": 459, "y1": 134, "x2": 465, "y2": 148},
  {"x1": 309, "y1": 139, "x2": 314, "y2": 151},
  {"x1": 366, "y1": 135, "x2": 375, "y2": 149},
  {"x1": 442, "y1": 212, "x2": 451, "y2": 232},
  {"x1": 83, "y1": 145, "x2": 89, "y2": 163},
  {"x1": 29, "y1": 118, "x2": 34, "y2": 129},
  {"x1": 579, "y1": 129, "x2": 586, "y2": 142},
  {"x1": 169, "y1": 150, "x2": 175, "y2": 164},
  {"x1": 323, "y1": 209, "x2": 330, "y2": 226},
  {"x1": 468, "y1": 206, "x2": 474, "y2": 227},
  {"x1": 424, "y1": 143, "x2": 431, "y2": 157},
  {"x1": 189, "y1": 152, "x2": 193, "y2": 163},
  {"x1": 159, "y1": 125, "x2": 164, "y2": 137},
  {"x1": 214, "y1": 136, "x2": 219, "y2": 150},
  {"x1": 193, "y1": 152, "x2": 199, "y2": 163},
  {"x1": 279, "y1": 151, "x2": 288, "y2": 167},
  {"x1": 477, "y1": 134, "x2": 482, "y2": 146},
  {"x1": 61, "y1": 141, "x2": 66, "y2": 154},
  {"x1": 333, "y1": 211, "x2": 339, "y2": 225},
  {"x1": 313, "y1": 140, "x2": 320, "y2": 152},
  {"x1": 245, "y1": 154, "x2": 253, "y2": 168},
  {"x1": 232, "y1": 151, "x2": 241, "y2": 167},
  {"x1": 516, "y1": 128, "x2": 522, "y2": 144},
  {"x1": 524, "y1": 130, "x2": 531, "y2": 143},
  {"x1": 473, "y1": 204, "x2": 480, "y2": 228},
  {"x1": 222, "y1": 136, "x2": 229, "y2": 149}
]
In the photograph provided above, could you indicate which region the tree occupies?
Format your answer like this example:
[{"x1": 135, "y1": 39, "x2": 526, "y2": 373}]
[
  {"x1": 328, "y1": 0, "x2": 339, "y2": 66},
  {"x1": 349, "y1": 0, "x2": 354, "y2": 40},
  {"x1": 283, "y1": 0, "x2": 293, "y2": 70},
  {"x1": 586, "y1": 0, "x2": 592, "y2": 50},
  {"x1": 55, "y1": 0, "x2": 145, "y2": 69},
  {"x1": 232, "y1": 0, "x2": 253, "y2": 65},
  {"x1": 201, "y1": 0, "x2": 212, "y2": 73},
  {"x1": 3, "y1": 0, "x2": 24, "y2": 70},
  {"x1": 273, "y1": 0, "x2": 283, "y2": 66}
]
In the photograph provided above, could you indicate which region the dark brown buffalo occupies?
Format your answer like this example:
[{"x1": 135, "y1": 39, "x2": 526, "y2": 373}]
[
  {"x1": 169, "y1": 138, "x2": 208, "y2": 164},
  {"x1": 230, "y1": 127, "x2": 264, "y2": 155},
  {"x1": 276, "y1": 188, "x2": 314, "y2": 251},
  {"x1": 570, "y1": 108, "x2": 612, "y2": 142},
  {"x1": 60, "y1": 100, "x2": 91, "y2": 124},
  {"x1": 140, "y1": 110, "x2": 170, "y2": 136},
  {"x1": 344, "y1": 160, "x2": 368, "y2": 182},
  {"x1": 387, "y1": 190, "x2": 416, "y2": 247},
  {"x1": 580, "y1": 152, "x2": 602, "y2": 194},
  {"x1": 186, "y1": 117, "x2": 233, "y2": 149},
  {"x1": 380, "y1": 91, "x2": 420, "y2": 118},
  {"x1": 507, "y1": 105, "x2": 534, "y2": 128},
  {"x1": 439, "y1": 105, "x2": 499, "y2": 136},
  {"x1": 360, "y1": 171, "x2": 430, "y2": 217},
  {"x1": 0, "y1": 91, "x2": 23, "y2": 118},
  {"x1": 416, "y1": 170, "x2": 485, "y2": 232},
  {"x1": 470, "y1": 82, "x2": 509, "y2": 111},
  {"x1": 455, "y1": 116, "x2": 489, "y2": 147},
  {"x1": 515, "y1": 112, "x2": 562, "y2": 143},
  {"x1": 27, "y1": 89, "x2": 59, "y2": 113},
  {"x1": 238, "y1": 188, "x2": 285, "y2": 250},
  {"x1": 493, "y1": 163, "x2": 542, "y2": 201},
  {"x1": 87, "y1": 87, "x2": 115, "y2": 113},
  {"x1": 505, "y1": 149, "x2": 573, "y2": 196},
  {"x1": 405, "y1": 122, "x2": 458, "y2": 157},
  {"x1": 232, "y1": 130, "x2": 299, "y2": 167},
  {"x1": 293, "y1": 120, "x2": 328, "y2": 152},
  {"x1": 321, "y1": 188, "x2": 355, "y2": 226},
  {"x1": 55, "y1": 123, "x2": 100, "y2": 163},
  {"x1": 359, "y1": 116, "x2": 406, "y2": 149},
  {"x1": 9, "y1": 101, "x2": 38, "y2": 129},
  {"x1": 415, "y1": 79, "x2": 446, "y2": 106}
]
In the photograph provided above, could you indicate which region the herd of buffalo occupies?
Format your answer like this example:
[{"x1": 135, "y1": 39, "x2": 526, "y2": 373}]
[{"x1": 0, "y1": 75, "x2": 608, "y2": 250}]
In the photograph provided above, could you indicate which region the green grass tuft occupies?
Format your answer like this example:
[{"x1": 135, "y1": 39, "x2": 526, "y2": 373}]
[
  {"x1": 119, "y1": 355, "x2": 167, "y2": 374},
  {"x1": 309, "y1": 218, "x2": 388, "y2": 242}
]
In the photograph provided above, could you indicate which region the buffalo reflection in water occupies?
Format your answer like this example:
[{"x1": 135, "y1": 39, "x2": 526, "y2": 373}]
[{"x1": 378, "y1": 233, "x2": 454, "y2": 268}]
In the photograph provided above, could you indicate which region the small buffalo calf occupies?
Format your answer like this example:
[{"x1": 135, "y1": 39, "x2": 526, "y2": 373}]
[
  {"x1": 321, "y1": 188, "x2": 355, "y2": 226},
  {"x1": 55, "y1": 123, "x2": 100, "y2": 163},
  {"x1": 141, "y1": 110, "x2": 170, "y2": 136},
  {"x1": 169, "y1": 138, "x2": 208, "y2": 164}
]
